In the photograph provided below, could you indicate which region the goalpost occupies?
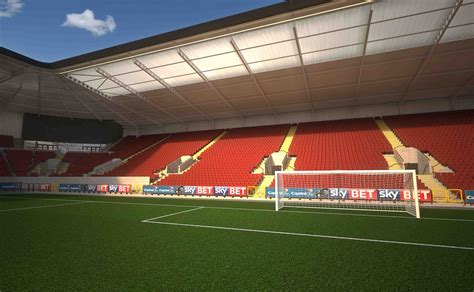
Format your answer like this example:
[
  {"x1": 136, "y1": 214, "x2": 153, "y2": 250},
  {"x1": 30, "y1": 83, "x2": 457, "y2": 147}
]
[{"x1": 275, "y1": 170, "x2": 420, "y2": 218}]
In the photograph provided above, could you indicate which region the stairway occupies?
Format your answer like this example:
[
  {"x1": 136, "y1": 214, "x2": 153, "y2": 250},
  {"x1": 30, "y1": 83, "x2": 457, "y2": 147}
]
[
  {"x1": 252, "y1": 157, "x2": 267, "y2": 174},
  {"x1": 418, "y1": 174, "x2": 449, "y2": 203},
  {"x1": 192, "y1": 131, "x2": 227, "y2": 160},
  {"x1": 286, "y1": 156, "x2": 297, "y2": 171},
  {"x1": 375, "y1": 119, "x2": 404, "y2": 149},
  {"x1": 376, "y1": 119, "x2": 456, "y2": 203},
  {"x1": 425, "y1": 153, "x2": 453, "y2": 173},
  {"x1": 253, "y1": 126, "x2": 298, "y2": 198},
  {"x1": 383, "y1": 154, "x2": 402, "y2": 170},
  {"x1": 55, "y1": 152, "x2": 65, "y2": 160},
  {"x1": 254, "y1": 175, "x2": 274, "y2": 198},
  {"x1": 103, "y1": 136, "x2": 125, "y2": 152},
  {"x1": 55, "y1": 162, "x2": 70, "y2": 175},
  {"x1": 279, "y1": 126, "x2": 297, "y2": 152},
  {"x1": 153, "y1": 131, "x2": 228, "y2": 184},
  {"x1": 124, "y1": 135, "x2": 171, "y2": 162}
]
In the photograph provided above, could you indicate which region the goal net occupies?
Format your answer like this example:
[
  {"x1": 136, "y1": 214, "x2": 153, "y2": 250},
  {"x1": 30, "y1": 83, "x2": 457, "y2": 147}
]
[{"x1": 275, "y1": 170, "x2": 420, "y2": 218}]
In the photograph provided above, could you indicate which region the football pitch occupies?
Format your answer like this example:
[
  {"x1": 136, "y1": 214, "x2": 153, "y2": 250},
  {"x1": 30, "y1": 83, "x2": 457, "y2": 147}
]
[{"x1": 1, "y1": 194, "x2": 473, "y2": 291}]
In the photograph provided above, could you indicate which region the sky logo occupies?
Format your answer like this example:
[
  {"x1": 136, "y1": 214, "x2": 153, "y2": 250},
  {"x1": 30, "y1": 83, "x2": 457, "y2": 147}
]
[
  {"x1": 184, "y1": 186, "x2": 196, "y2": 194},
  {"x1": 214, "y1": 187, "x2": 229, "y2": 196},
  {"x1": 108, "y1": 185, "x2": 119, "y2": 193},
  {"x1": 378, "y1": 189, "x2": 401, "y2": 201}
]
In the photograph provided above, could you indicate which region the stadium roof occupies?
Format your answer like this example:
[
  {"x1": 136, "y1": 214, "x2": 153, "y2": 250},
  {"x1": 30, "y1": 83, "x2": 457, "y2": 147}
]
[{"x1": 0, "y1": 0, "x2": 473, "y2": 129}]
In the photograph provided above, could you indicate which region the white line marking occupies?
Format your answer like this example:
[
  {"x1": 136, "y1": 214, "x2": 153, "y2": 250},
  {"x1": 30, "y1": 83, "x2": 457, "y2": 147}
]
[
  {"x1": 142, "y1": 207, "x2": 204, "y2": 222},
  {"x1": 0, "y1": 201, "x2": 89, "y2": 213},
  {"x1": 1, "y1": 195, "x2": 473, "y2": 223},
  {"x1": 143, "y1": 221, "x2": 474, "y2": 251}
]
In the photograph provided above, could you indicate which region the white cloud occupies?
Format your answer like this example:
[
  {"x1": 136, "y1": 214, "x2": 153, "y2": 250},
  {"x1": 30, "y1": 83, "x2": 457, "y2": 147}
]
[
  {"x1": 0, "y1": 0, "x2": 24, "y2": 17},
  {"x1": 63, "y1": 9, "x2": 116, "y2": 37}
]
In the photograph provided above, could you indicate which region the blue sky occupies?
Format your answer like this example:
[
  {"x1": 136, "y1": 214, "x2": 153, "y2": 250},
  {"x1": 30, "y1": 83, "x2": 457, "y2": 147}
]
[{"x1": 0, "y1": 0, "x2": 282, "y2": 62}]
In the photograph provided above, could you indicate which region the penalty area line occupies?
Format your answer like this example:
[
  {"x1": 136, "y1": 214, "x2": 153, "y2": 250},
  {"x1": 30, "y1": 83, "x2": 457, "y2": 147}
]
[
  {"x1": 142, "y1": 220, "x2": 474, "y2": 251},
  {"x1": 142, "y1": 206, "x2": 204, "y2": 222}
]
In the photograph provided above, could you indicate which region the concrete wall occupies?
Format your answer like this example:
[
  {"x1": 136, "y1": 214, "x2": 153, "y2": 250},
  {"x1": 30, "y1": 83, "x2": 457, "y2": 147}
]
[{"x1": 0, "y1": 111, "x2": 23, "y2": 138}]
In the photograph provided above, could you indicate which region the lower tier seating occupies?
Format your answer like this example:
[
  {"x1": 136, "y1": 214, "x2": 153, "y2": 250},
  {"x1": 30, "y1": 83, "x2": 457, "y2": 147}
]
[
  {"x1": 110, "y1": 134, "x2": 166, "y2": 159},
  {"x1": 5, "y1": 149, "x2": 33, "y2": 176},
  {"x1": 56, "y1": 134, "x2": 169, "y2": 176},
  {"x1": 0, "y1": 154, "x2": 11, "y2": 176},
  {"x1": 385, "y1": 110, "x2": 474, "y2": 191},
  {"x1": 289, "y1": 118, "x2": 392, "y2": 170},
  {"x1": 60, "y1": 152, "x2": 113, "y2": 176},
  {"x1": 0, "y1": 135, "x2": 14, "y2": 148},
  {"x1": 33, "y1": 151, "x2": 56, "y2": 166},
  {"x1": 107, "y1": 130, "x2": 221, "y2": 177},
  {"x1": 160, "y1": 125, "x2": 290, "y2": 187}
]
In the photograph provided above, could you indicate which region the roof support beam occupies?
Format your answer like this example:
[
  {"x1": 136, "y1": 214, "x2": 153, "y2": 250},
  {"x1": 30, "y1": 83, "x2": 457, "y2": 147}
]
[
  {"x1": 96, "y1": 68, "x2": 182, "y2": 124},
  {"x1": 55, "y1": 75, "x2": 103, "y2": 122},
  {"x1": 74, "y1": 36, "x2": 474, "y2": 88},
  {"x1": 354, "y1": 9, "x2": 373, "y2": 103},
  {"x1": 132, "y1": 58, "x2": 213, "y2": 121},
  {"x1": 177, "y1": 49, "x2": 244, "y2": 118},
  {"x1": 64, "y1": 74, "x2": 161, "y2": 127},
  {"x1": 0, "y1": 67, "x2": 25, "y2": 84},
  {"x1": 57, "y1": 90, "x2": 74, "y2": 120},
  {"x1": 1, "y1": 86, "x2": 22, "y2": 106},
  {"x1": 230, "y1": 39, "x2": 276, "y2": 116},
  {"x1": 293, "y1": 27, "x2": 314, "y2": 113},
  {"x1": 399, "y1": 0, "x2": 464, "y2": 104},
  {"x1": 80, "y1": 89, "x2": 138, "y2": 128}
]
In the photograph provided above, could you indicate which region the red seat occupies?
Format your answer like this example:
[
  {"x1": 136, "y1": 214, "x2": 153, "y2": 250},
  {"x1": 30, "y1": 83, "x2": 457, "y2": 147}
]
[{"x1": 385, "y1": 110, "x2": 474, "y2": 191}]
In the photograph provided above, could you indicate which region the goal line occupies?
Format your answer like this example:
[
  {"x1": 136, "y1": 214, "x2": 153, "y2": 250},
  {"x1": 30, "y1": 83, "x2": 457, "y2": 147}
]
[{"x1": 141, "y1": 209, "x2": 472, "y2": 251}]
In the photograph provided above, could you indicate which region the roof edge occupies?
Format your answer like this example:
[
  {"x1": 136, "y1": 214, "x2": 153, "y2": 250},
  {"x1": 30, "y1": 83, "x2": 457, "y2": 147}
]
[{"x1": 1, "y1": 0, "x2": 364, "y2": 70}]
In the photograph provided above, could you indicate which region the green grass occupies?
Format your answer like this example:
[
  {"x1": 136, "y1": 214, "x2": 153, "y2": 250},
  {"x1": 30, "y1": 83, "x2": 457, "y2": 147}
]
[{"x1": 1, "y1": 193, "x2": 473, "y2": 291}]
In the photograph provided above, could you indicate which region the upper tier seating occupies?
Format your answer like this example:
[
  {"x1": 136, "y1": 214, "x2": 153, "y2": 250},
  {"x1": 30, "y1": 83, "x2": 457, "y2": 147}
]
[
  {"x1": 385, "y1": 110, "x2": 474, "y2": 191},
  {"x1": 0, "y1": 154, "x2": 11, "y2": 176},
  {"x1": 107, "y1": 131, "x2": 220, "y2": 177},
  {"x1": 0, "y1": 135, "x2": 14, "y2": 148},
  {"x1": 5, "y1": 149, "x2": 33, "y2": 176},
  {"x1": 161, "y1": 125, "x2": 289, "y2": 187},
  {"x1": 289, "y1": 118, "x2": 392, "y2": 171}
]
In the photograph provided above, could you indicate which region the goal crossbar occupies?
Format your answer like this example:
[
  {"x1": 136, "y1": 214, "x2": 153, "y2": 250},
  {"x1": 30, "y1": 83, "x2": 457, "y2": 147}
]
[{"x1": 275, "y1": 170, "x2": 420, "y2": 218}]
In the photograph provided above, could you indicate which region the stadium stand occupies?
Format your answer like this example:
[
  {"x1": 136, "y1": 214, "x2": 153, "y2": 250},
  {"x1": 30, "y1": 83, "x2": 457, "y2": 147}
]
[
  {"x1": 110, "y1": 134, "x2": 166, "y2": 159},
  {"x1": 160, "y1": 125, "x2": 289, "y2": 187},
  {"x1": 59, "y1": 152, "x2": 113, "y2": 176},
  {"x1": 5, "y1": 149, "x2": 33, "y2": 176},
  {"x1": 107, "y1": 131, "x2": 220, "y2": 177},
  {"x1": 0, "y1": 135, "x2": 14, "y2": 148},
  {"x1": 267, "y1": 118, "x2": 428, "y2": 190},
  {"x1": 55, "y1": 134, "x2": 168, "y2": 176},
  {"x1": 289, "y1": 118, "x2": 392, "y2": 170},
  {"x1": 384, "y1": 110, "x2": 474, "y2": 191},
  {"x1": 32, "y1": 150, "x2": 56, "y2": 166}
]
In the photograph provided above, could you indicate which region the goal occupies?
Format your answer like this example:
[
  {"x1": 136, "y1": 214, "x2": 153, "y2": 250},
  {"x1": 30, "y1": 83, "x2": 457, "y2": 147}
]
[{"x1": 275, "y1": 170, "x2": 420, "y2": 218}]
